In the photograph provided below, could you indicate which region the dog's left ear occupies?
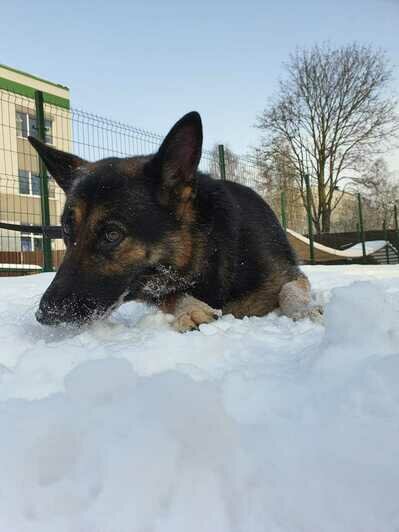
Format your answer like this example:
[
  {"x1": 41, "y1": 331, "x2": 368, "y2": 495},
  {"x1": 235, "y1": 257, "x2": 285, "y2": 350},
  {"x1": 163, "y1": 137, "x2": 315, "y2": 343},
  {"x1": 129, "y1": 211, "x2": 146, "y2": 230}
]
[
  {"x1": 28, "y1": 136, "x2": 87, "y2": 193},
  {"x1": 153, "y1": 111, "x2": 203, "y2": 209}
]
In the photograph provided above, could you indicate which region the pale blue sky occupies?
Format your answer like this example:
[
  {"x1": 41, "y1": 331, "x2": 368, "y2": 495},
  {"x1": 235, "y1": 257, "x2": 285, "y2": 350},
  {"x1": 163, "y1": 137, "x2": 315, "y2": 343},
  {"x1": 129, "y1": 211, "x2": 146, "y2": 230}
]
[{"x1": 1, "y1": 0, "x2": 398, "y2": 166}]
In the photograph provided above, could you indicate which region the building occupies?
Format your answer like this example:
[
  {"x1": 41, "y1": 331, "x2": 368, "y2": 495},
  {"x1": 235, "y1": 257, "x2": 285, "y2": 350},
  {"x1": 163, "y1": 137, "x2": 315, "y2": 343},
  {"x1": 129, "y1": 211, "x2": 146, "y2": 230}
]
[{"x1": 0, "y1": 64, "x2": 71, "y2": 271}]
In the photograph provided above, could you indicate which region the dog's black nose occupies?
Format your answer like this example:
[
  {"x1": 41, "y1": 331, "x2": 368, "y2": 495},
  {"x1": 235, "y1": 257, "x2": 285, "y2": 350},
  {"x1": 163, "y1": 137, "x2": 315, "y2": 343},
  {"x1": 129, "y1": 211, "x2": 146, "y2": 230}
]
[
  {"x1": 35, "y1": 293, "x2": 105, "y2": 327},
  {"x1": 35, "y1": 307, "x2": 61, "y2": 326}
]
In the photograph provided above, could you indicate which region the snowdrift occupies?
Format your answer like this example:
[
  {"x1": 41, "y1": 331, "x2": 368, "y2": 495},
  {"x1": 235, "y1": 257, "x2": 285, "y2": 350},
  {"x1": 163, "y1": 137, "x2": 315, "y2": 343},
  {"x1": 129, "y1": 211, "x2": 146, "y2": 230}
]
[{"x1": 0, "y1": 265, "x2": 399, "y2": 532}]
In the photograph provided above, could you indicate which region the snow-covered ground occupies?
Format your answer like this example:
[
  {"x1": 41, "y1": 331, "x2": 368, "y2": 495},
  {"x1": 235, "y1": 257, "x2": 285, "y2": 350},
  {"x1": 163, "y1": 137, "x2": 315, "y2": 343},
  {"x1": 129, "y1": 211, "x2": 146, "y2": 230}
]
[{"x1": 0, "y1": 265, "x2": 399, "y2": 532}]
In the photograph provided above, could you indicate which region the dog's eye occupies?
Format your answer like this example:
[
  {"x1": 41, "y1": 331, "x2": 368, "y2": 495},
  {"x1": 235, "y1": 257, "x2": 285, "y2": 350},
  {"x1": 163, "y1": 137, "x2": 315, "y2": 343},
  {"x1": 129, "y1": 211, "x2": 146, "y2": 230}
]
[{"x1": 104, "y1": 229, "x2": 123, "y2": 244}]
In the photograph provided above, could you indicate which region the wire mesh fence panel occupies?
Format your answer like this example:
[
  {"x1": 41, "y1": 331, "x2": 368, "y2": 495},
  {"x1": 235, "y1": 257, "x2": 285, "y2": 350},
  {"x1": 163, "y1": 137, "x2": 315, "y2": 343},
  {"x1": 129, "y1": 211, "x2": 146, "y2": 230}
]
[
  {"x1": 70, "y1": 109, "x2": 163, "y2": 161},
  {"x1": 1, "y1": 86, "x2": 398, "y2": 275}
]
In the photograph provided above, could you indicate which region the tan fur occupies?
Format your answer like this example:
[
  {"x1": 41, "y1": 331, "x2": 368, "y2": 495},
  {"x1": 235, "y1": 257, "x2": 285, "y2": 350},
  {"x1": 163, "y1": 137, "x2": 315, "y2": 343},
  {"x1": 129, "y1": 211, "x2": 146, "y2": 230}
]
[
  {"x1": 87, "y1": 205, "x2": 107, "y2": 233},
  {"x1": 118, "y1": 238, "x2": 147, "y2": 264},
  {"x1": 72, "y1": 200, "x2": 86, "y2": 227},
  {"x1": 159, "y1": 294, "x2": 178, "y2": 314},
  {"x1": 99, "y1": 237, "x2": 147, "y2": 274},
  {"x1": 181, "y1": 185, "x2": 193, "y2": 202},
  {"x1": 171, "y1": 227, "x2": 193, "y2": 269},
  {"x1": 171, "y1": 295, "x2": 222, "y2": 332},
  {"x1": 184, "y1": 230, "x2": 207, "y2": 277},
  {"x1": 176, "y1": 189, "x2": 196, "y2": 223},
  {"x1": 71, "y1": 202, "x2": 148, "y2": 274},
  {"x1": 223, "y1": 270, "x2": 293, "y2": 318},
  {"x1": 221, "y1": 270, "x2": 322, "y2": 323},
  {"x1": 147, "y1": 244, "x2": 166, "y2": 265}
]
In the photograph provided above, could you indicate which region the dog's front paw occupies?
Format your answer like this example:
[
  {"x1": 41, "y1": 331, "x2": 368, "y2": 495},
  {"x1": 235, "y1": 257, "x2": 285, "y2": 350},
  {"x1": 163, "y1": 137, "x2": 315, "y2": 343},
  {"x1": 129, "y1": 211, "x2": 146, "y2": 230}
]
[
  {"x1": 291, "y1": 304, "x2": 324, "y2": 323},
  {"x1": 172, "y1": 295, "x2": 222, "y2": 332}
]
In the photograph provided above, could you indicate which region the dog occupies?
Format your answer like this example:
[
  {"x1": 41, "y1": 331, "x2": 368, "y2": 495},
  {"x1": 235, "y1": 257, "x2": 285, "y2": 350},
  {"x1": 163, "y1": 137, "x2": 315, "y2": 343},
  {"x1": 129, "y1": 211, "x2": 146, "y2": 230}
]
[{"x1": 29, "y1": 112, "x2": 319, "y2": 331}]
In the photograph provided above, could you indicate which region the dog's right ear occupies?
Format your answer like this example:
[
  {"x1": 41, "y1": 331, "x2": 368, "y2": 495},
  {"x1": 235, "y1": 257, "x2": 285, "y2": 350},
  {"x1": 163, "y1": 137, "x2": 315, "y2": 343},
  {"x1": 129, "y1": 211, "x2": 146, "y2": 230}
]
[
  {"x1": 28, "y1": 136, "x2": 87, "y2": 193},
  {"x1": 150, "y1": 111, "x2": 203, "y2": 207}
]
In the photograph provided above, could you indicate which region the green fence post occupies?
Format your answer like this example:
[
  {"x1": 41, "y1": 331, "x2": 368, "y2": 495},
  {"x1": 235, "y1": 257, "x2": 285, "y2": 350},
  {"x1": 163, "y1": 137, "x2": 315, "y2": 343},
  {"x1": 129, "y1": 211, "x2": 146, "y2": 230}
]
[
  {"x1": 356, "y1": 222, "x2": 360, "y2": 242},
  {"x1": 280, "y1": 190, "x2": 287, "y2": 232},
  {"x1": 394, "y1": 204, "x2": 399, "y2": 261},
  {"x1": 383, "y1": 220, "x2": 390, "y2": 264},
  {"x1": 304, "y1": 173, "x2": 315, "y2": 265},
  {"x1": 357, "y1": 193, "x2": 366, "y2": 262},
  {"x1": 218, "y1": 144, "x2": 226, "y2": 181},
  {"x1": 35, "y1": 90, "x2": 53, "y2": 272}
]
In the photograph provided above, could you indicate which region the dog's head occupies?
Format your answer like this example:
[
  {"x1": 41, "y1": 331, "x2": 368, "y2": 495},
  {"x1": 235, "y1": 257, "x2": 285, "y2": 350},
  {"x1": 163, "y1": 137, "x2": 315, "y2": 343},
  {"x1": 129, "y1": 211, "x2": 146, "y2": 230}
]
[{"x1": 30, "y1": 112, "x2": 203, "y2": 326}]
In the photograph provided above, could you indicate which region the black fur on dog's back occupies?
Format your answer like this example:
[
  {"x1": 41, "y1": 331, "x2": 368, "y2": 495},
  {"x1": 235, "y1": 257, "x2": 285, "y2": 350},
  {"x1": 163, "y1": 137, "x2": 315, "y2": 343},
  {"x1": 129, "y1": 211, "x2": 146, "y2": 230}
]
[{"x1": 188, "y1": 175, "x2": 298, "y2": 312}]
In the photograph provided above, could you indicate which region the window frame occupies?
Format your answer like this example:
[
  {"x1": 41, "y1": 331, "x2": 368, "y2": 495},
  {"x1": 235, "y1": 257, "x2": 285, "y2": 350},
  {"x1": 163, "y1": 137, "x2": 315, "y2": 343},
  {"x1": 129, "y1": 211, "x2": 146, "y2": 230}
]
[
  {"x1": 17, "y1": 169, "x2": 55, "y2": 199},
  {"x1": 20, "y1": 232, "x2": 43, "y2": 253},
  {"x1": 15, "y1": 111, "x2": 53, "y2": 144}
]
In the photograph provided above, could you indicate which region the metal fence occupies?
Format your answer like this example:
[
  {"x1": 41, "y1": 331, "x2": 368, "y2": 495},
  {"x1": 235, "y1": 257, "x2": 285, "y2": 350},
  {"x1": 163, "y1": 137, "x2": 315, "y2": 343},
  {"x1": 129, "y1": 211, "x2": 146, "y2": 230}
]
[{"x1": 0, "y1": 87, "x2": 398, "y2": 276}]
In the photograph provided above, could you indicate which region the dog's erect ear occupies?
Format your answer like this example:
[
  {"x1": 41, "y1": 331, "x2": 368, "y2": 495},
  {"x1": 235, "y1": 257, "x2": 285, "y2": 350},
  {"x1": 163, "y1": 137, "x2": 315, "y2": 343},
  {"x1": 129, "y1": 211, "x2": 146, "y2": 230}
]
[
  {"x1": 28, "y1": 136, "x2": 86, "y2": 193},
  {"x1": 154, "y1": 112, "x2": 203, "y2": 206}
]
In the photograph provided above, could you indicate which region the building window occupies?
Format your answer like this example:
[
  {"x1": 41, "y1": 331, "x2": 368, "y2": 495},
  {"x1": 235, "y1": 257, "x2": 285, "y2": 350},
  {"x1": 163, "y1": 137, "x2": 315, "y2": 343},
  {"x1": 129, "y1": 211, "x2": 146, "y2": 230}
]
[
  {"x1": 18, "y1": 169, "x2": 54, "y2": 197},
  {"x1": 18, "y1": 169, "x2": 30, "y2": 195},
  {"x1": 21, "y1": 233, "x2": 43, "y2": 252},
  {"x1": 16, "y1": 111, "x2": 53, "y2": 144},
  {"x1": 16, "y1": 112, "x2": 28, "y2": 137}
]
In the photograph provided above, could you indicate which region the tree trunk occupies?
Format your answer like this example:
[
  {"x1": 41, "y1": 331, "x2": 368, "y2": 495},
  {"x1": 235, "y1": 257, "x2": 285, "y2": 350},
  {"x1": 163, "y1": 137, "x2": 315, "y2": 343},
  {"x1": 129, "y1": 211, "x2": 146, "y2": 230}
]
[
  {"x1": 313, "y1": 218, "x2": 321, "y2": 235},
  {"x1": 321, "y1": 208, "x2": 331, "y2": 233}
]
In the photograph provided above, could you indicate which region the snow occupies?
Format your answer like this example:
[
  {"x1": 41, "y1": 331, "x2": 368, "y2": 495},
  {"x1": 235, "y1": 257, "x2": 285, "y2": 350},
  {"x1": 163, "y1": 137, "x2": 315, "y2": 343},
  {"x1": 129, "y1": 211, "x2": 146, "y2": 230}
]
[
  {"x1": 0, "y1": 263, "x2": 42, "y2": 270},
  {"x1": 287, "y1": 228, "x2": 391, "y2": 258},
  {"x1": 344, "y1": 240, "x2": 391, "y2": 255},
  {"x1": 0, "y1": 265, "x2": 399, "y2": 532}
]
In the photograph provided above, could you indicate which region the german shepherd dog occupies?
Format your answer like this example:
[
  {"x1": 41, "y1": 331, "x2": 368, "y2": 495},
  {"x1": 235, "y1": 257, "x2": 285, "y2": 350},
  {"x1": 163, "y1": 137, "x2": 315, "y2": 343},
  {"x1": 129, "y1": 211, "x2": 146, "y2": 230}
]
[{"x1": 30, "y1": 112, "x2": 319, "y2": 332}]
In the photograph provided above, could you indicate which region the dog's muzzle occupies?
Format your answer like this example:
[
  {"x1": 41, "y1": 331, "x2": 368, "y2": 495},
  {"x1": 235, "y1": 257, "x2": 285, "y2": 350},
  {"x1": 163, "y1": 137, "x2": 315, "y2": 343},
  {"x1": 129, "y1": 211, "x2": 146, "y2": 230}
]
[{"x1": 36, "y1": 292, "x2": 105, "y2": 326}]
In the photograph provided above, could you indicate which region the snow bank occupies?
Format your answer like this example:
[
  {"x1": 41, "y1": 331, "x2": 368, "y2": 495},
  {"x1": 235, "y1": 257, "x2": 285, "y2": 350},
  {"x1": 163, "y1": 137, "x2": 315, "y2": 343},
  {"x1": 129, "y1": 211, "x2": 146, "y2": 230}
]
[{"x1": 0, "y1": 265, "x2": 399, "y2": 532}]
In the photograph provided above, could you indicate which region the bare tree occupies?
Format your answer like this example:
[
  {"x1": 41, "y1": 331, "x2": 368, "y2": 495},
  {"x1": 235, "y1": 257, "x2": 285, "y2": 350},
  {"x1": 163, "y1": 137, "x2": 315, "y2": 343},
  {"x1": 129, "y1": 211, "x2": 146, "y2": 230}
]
[
  {"x1": 257, "y1": 43, "x2": 399, "y2": 233},
  {"x1": 354, "y1": 158, "x2": 399, "y2": 229},
  {"x1": 255, "y1": 140, "x2": 308, "y2": 232}
]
